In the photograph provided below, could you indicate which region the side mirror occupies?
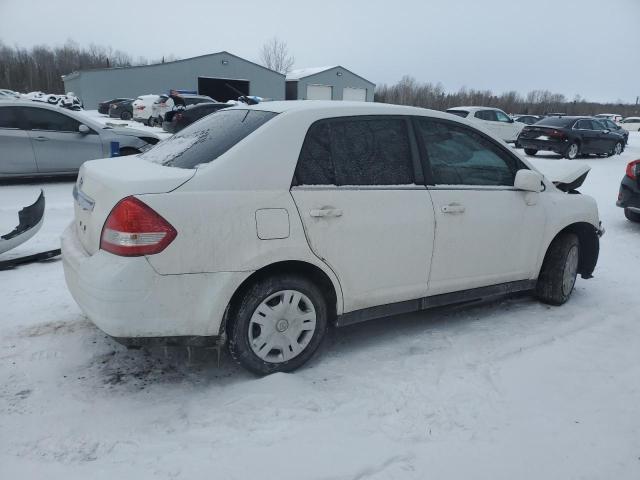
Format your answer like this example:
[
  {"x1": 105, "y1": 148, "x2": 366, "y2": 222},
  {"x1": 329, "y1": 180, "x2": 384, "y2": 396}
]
[
  {"x1": 78, "y1": 124, "x2": 90, "y2": 134},
  {"x1": 514, "y1": 169, "x2": 543, "y2": 192},
  {"x1": 602, "y1": 129, "x2": 610, "y2": 134}
]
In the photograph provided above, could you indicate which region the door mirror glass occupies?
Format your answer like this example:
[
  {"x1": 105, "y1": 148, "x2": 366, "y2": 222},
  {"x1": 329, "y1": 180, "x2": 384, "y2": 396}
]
[
  {"x1": 514, "y1": 169, "x2": 543, "y2": 192},
  {"x1": 78, "y1": 124, "x2": 90, "y2": 134}
]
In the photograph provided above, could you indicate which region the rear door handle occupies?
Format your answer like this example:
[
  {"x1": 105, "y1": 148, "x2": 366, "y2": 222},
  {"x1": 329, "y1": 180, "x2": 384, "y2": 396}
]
[
  {"x1": 441, "y1": 203, "x2": 465, "y2": 214},
  {"x1": 33, "y1": 136, "x2": 49, "y2": 142},
  {"x1": 310, "y1": 208, "x2": 343, "y2": 218}
]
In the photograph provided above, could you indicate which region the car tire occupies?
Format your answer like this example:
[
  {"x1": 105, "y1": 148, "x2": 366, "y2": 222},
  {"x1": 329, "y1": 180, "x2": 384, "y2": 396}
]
[
  {"x1": 624, "y1": 208, "x2": 640, "y2": 223},
  {"x1": 524, "y1": 148, "x2": 538, "y2": 156},
  {"x1": 613, "y1": 141, "x2": 623, "y2": 156},
  {"x1": 535, "y1": 233, "x2": 580, "y2": 306},
  {"x1": 120, "y1": 111, "x2": 132, "y2": 120},
  {"x1": 564, "y1": 142, "x2": 579, "y2": 160},
  {"x1": 228, "y1": 274, "x2": 328, "y2": 375}
]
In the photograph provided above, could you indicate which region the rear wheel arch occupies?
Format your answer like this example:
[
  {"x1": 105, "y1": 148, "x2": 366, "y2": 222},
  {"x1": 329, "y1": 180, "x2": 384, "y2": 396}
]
[
  {"x1": 544, "y1": 222, "x2": 599, "y2": 279},
  {"x1": 221, "y1": 260, "x2": 340, "y2": 337}
]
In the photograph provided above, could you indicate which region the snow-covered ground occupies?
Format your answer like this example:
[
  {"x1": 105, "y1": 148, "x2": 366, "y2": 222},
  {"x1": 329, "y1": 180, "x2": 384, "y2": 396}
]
[{"x1": 1, "y1": 136, "x2": 640, "y2": 479}]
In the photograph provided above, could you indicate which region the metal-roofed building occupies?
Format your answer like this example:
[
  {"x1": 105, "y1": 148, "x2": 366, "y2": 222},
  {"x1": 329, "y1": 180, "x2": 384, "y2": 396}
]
[
  {"x1": 286, "y1": 66, "x2": 375, "y2": 102},
  {"x1": 62, "y1": 51, "x2": 285, "y2": 109}
]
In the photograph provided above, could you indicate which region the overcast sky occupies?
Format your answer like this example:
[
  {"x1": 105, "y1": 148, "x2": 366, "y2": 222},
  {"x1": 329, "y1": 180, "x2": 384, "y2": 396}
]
[{"x1": 1, "y1": 0, "x2": 639, "y2": 103}]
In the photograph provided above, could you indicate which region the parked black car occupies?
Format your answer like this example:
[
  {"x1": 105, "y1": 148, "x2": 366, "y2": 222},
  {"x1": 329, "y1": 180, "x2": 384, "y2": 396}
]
[
  {"x1": 109, "y1": 99, "x2": 134, "y2": 120},
  {"x1": 517, "y1": 116, "x2": 626, "y2": 159},
  {"x1": 617, "y1": 159, "x2": 640, "y2": 222},
  {"x1": 596, "y1": 118, "x2": 629, "y2": 144},
  {"x1": 162, "y1": 102, "x2": 230, "y2": 133},
  {"x1": 98, "y1": 98, "x2": 131, "y2": 115},
  {"x1": 513, "y1": 115, "x2": 542, "y2": 125}
]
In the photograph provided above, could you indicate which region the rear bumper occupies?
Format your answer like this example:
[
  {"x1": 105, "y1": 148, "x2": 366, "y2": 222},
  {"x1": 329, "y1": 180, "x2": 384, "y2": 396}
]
[
  {"x1": 61, "y1": 223, "x2": 251, "y2": 341},
  {"x1": 617, "y1": 176, "x2": 640, "y2": 209},
  {"x1": 518, "y1": 138, "x2": 568, "y2": 153}
]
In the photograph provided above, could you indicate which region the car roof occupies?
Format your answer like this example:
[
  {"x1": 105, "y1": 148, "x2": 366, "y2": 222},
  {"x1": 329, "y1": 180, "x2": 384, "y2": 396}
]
[
  {"x1": 446, "y1": 106, "x2": 503, "y2": 112},
  {"x1": 228, "y1": 100, "x2": 450, "y2": 117}
]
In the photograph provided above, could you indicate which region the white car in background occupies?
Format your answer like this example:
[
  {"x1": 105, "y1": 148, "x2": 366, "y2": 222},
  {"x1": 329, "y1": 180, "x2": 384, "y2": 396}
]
[
  {"x1": 62, "y1": 101, "x2": 603, "y2": 375},
  {"x1": 446, "y1": 106, "x2": 525, "y2": 143},
  {"x1": 621, "y1": 117, "x2": 640, "y2": 132},
  {"x1": 132, "y1": 94, "x2": 160, "y2": 125},
  {"x1": 594, "y1": 113, "x2": 623, "y2": 124}
]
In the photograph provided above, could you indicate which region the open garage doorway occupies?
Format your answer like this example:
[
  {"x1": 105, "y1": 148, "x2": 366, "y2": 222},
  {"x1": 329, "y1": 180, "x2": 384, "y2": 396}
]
[{"x1": 198, "y1": 77, "x2": 250, "y2": 102}]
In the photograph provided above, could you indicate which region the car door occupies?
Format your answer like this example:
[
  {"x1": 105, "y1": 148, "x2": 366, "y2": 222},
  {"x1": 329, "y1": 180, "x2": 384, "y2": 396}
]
[
  {"x1": 413, "y1": 117, "x2": 546, "y2": 296},
  {"x1": 21, "y1": 106, "x2": 103, "y2": 173},
  {"x1": 0, "y1": 106, "x2": 38, "y2": 175},
  {"x1": 494, "y1": 109, "x2": 523, "y2": 141},
  {"x1": 290, "y1": 116, "x2": 436, "y2": 313}
]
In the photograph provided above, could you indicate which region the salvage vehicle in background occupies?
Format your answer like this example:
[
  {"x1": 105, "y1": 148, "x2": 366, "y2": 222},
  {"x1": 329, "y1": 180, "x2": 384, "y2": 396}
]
[
  {"x1": 0, "y1": 100, "x2": 159, "y2": 178},
  {"x1": 594, "y1": 113, "x2": 623, "y2": 123},
  {"x1": 150, "y1": 94, "x2": 215, "y2": 126},
  {"x1": 161, "y1": 102, "x2": 230, "y2": 133},
  {"x1": 518, "y1": 116, "x2": 626, "y2": 159},
  {"x1": 621, "y1": 117, "x2": 640, "y2": 132},
  {"x1": 109, "y1": 99, "x2": 134, "y2": 120},
  {"x1": 62, "y1": 101, "x2": 603, "y2": 375},
  {"x1": 132, "y1": 94, "x2": 160, "y2": 125},
  {"x1": 98, "y1": 98, "x2": 131, "y2": 115},
  {"x1": 617, "y1": 159, "x2": 640, "y2": 223},
  {"x1": 446, "y1": 106, "x2": 524, "y2": 142}
]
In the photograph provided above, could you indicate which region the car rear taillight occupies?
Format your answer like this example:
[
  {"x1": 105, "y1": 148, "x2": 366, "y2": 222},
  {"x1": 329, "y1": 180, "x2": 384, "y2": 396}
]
[
  {"x1": 135, "y1": 105, "x2": 145, "y2": 110},
  {"x1": 626, "y1": 159, "x2": 640, "y2": 180},
  {"x1": 548, "y1": 129, "x2": 566, "y2": 139},
  {"x1": 100, "y1": 197, "x2": 177, "y2": 256}
]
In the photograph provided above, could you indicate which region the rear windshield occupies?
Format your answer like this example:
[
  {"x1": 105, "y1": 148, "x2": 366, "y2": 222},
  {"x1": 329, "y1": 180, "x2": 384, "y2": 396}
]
[
  {"x1": 535, "y1": 117, "x2": 573, "y2": 127},
  {"x1": 446, "y1": 110, "x2": 469, "y2": 118},
  {"x1": 140, "y1": 109, "x2": 277, "y2": 169}
]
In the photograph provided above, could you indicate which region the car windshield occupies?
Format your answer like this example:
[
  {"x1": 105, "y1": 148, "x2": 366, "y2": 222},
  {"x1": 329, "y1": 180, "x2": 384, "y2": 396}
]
[
  {"x1": 536, "y1": 117, "x2": 573, "y2": 127},
  {"x1": 139, "y1": 109, "x2": 277, "y2": 169}
]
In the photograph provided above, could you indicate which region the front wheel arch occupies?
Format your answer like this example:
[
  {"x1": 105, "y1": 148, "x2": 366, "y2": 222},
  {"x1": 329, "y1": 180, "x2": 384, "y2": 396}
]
[{"x1": 545, "y1": 222, "x2": 600, "y2": 279}]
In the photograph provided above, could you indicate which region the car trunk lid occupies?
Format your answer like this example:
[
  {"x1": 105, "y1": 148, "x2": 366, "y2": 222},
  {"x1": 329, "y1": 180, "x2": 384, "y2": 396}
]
[{"x1": 72, "y1": 156, "x2": 195, "y2": 255}]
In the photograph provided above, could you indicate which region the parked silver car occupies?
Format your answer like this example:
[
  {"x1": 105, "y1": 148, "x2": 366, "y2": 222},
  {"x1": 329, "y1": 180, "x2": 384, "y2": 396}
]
[{"x1": 0, "y1": 101, "x2": 160, "y2": 178}]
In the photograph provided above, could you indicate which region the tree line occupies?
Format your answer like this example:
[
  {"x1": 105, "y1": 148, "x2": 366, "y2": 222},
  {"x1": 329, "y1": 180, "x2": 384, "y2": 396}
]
[
  {"x1": 0, "y1": 41, "x2": 177, "y2": 94},
  {"x1": 375, "y1": 75, "x2": 640, "y2": 117}
]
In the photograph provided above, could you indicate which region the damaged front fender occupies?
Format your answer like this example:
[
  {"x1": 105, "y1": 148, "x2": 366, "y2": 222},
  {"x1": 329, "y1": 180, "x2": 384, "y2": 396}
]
[{"x1": 0, "y1": 190, "x2": 45, "y2": 255}]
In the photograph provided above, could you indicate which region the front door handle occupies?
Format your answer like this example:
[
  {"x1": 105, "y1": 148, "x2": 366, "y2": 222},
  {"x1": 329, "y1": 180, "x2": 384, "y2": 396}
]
[
  {"x1": 310, "y1": 208, "x2": 343, "y2": 218},
  {"x1": 33, "y1": 136, "x2": 49, "y2": 142},
  {"x1": 441, "y1": 203, "x2": 465, "y2": 214}
]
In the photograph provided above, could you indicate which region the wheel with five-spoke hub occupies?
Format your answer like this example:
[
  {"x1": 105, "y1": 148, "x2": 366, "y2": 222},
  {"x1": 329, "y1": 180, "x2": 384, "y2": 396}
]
[{"x1": 228, "y1": 275, "x2": 328, "y2": 375}]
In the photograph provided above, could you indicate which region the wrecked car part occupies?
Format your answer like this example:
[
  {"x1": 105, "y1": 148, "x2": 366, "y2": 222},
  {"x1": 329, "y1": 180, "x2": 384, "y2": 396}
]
[{"x1": 0, "y1": 190, "x2": 45, "y2": 255}]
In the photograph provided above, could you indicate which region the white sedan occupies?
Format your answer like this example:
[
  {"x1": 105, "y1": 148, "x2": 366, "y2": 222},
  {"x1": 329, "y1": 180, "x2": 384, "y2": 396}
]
[
  {"x1": 621, "y1": 117, "x2": 640, "y2": 132},
  {"x1": 446, "y1": 106, "x2": 525, "y2": 142},
  {"x1": 62, "y1": 101, "x2": 603, "y2": 375}
]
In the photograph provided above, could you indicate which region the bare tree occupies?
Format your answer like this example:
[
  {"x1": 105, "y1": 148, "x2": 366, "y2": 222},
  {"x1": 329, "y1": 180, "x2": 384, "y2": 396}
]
[{"x1": 259, "y1": 37, "x2": 294, "y2": 74}]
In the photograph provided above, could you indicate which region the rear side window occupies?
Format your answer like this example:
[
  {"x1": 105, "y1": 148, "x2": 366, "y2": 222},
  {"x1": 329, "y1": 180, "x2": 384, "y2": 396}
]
[
  {"x1": 21, "y1": 107, "x2": 80, "y2": 132},
  {"x1": 295, "y1": 117, "x2": 414, "y2": 186},
  {"x1": 140, "y1": 109, "x2": 277, "y2": 168},
  {"x1": 0, "y1": 107, "x2": 21, "y2": 128},
  {"x1": 446, "y1": 110, "x2": 469, "y2": 118},
  {"x1": 475, "y1": 110, "x2": 498, "y2": 121},
  {"x1": 415, "y1": 118, "x2": 520, "y2": 186}
]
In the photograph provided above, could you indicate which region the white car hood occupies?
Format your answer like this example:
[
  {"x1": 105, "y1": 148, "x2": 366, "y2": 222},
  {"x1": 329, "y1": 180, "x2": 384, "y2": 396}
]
[{"x1": 527, "y1": 159, "x2": 591, "y2": 190}]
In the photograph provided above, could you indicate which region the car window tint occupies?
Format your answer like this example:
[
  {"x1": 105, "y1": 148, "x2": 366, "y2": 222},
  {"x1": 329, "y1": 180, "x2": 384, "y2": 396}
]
[
  {"x1": 295, "y1": 117, "x2": 414, "y2": 186},
  {"x1": 0, "y1": 106, "x2": 21, "y2": 128},
  {"x1": 295, "y1": 121, "x2": 335, "y2": 185},
  {"x1": 416, "y1": 118, "x2": 519, "y2": 186},
  {"x1": 446, "y1": 110, "x2": 469, "y2": 118},
  {"x1": 140, "y1": 109, "x2": 277, "y2": 168},
  {"x1": 495, "y1": 111, "x2": 511, "y2": 122},
  {"x1": 332, "y1": 118, "x2": 414, "y2": 185},
  {"x1": 21, "y1": 107, "x2": 80, "y2": 132}
]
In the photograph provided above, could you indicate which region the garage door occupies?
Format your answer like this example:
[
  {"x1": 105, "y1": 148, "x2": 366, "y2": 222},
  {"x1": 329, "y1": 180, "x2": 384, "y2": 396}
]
[
  {"x1": 342, "y1": 87, "x2": 367, "y2": 102},
  {"x1": 306, "y1": 84, "x2": 333, "y2": 100}
]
